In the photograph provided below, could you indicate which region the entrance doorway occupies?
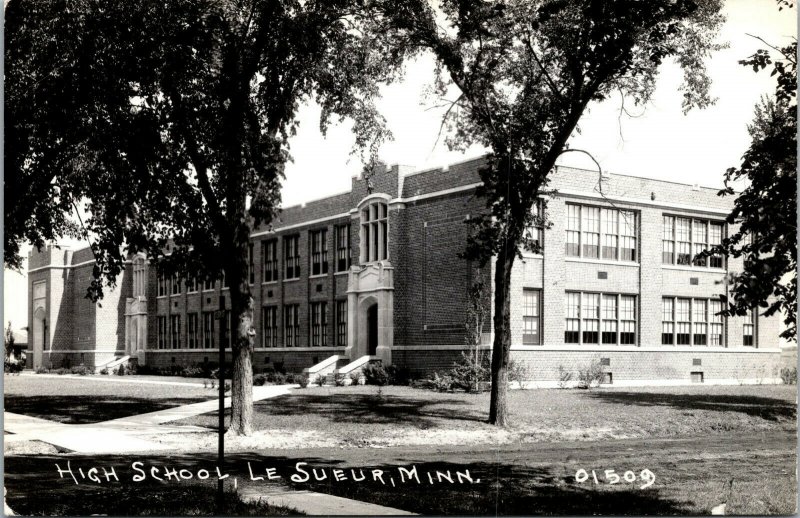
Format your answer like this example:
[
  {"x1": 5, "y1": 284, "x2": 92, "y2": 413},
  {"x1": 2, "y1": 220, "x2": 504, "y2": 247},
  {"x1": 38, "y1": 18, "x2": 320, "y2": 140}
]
[{"x1": 367, "y1": 304, "x2": 378, "y2": 356}]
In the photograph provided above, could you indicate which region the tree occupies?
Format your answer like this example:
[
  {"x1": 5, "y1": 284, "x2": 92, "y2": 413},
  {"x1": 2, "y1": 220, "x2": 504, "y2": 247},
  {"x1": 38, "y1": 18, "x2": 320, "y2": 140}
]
[
  {"x1": 5, "y1": 322, "x2": 15, "y2": 361},
  {"x1": 5, "y1": 0, "x2": 401, "y2": 435},
  {"x1": 702, "y1": 23, "x2": 796, "y2": 340},
  {"x1": 380, "y1": 0, "x2": 725, "y2": 425}
]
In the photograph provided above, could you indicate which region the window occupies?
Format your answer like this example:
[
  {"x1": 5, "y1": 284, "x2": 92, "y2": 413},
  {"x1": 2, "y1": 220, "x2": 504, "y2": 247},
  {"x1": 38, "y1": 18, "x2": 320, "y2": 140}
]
[
  {"x1": 248, "y1": 243, "x2": 255, "y2": 284},
  {"x1": 284, "y1": 305, "x2": 300, "y2": 346},
  {"x1": 310, "y1": 302, "x2": 328, "y2": 346},
  {"x1": 284, "y1": 236, "x2": 300, "y2": 279},
  {"x1": 526, "y1": 201, "x2": 545, "y2": 253},
  {"x1": 262, "y1": 307, "x2": 278, "y2": 348},
  {"x1": 662, "y1": 216, "x2": 725, "y2": 268},
  {"x1": 565, "y1": 292, "x2": 637, "y2": 345},
  {"x1": 336, "y1": 300, "x2": 347, "y2": 346},
  {"x1": 565, "y1": 205, "x2": 637, "y2": 261},
  {"x1": 335, "y1": 225, "x2": 351, "y2": 272},
  {"x1": 187, "y1": 313, "x2": 199, "y2": 348},
  {"x1": 170, "y1": 315, "x2": 181, "y2": 348},
  {"x1": 224, "y1": 310, "x2": 233, "y2": 349},
  {"x1": 262, "y1": 240, "x2": 278, "y2": 282},
  {"x1": 662, "y1": 297, "x2": 726, "y2": 346},
  {"x1": 157, "y1": 271, "x2": 168, "y2": 297},
  {"x1": 743, "y1": 309, "x2": 756, "y2": 346},
  {"x1": 186, "y1": 276, "x2": 198, "y2": 293},
  {"x1": 203, "y1": 278, "x2": 215, "y2": 291},
  {"x1": 522, "y1": 289, "x2": 541, "y2": 345},
  {"x1": 202, "y1": 311, "x2": 215, "y2": 349},
  {"x1": 157, "y1": 316, "x2": 167, "y2": 349},
  {"x1": 361, "y1": 201, "x2": 388, "y2": 262},
  {"x1": 133, "y1": 259, "x2": 146, "y2": 297},
  {"x1": 171, "y1": 274, "x2": 180, "y2": 296},
  {"x1": 311, "y1": 229, "x2": 329, "y2": 276}
]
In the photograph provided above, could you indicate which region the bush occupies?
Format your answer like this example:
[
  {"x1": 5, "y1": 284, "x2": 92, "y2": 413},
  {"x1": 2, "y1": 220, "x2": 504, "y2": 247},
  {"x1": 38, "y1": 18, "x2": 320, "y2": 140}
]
[
  {"x1": 71, "y1": 365, "x2": 91, "y2": 376},
  {"x1": 224, "y1": 381, "x2": 231, "y2": 393},
  {"x1": 349, "y1": 371, "x2": 363, "y2": 385},
  {"x1": 334, "y1": 373, "x2": 347, "y2": 386},
  {"x1": 53, "y1": 367, "x2": 70, "y2": 375},
  {"x1": 298, "y1": 375, "x2": 309, "y2": 388},
  {"x1": 507, "y1": 359, "x2": 530, "y2": 388},
  {"x1": 431, "y1": 372, "x2": 455, "y2": 392},
  {"x1": 35, "y1": 366, "x2": 49, "y2": 374},
  {"x1": 181, "y1": 366, "x2": 203, "y2": 378},
  {"x1": 448, "y1": 351, "x2": 491, "y2": 392},
  {"x1": 577, "y1": 359, "x2": 604, "y2": 389},
  {"x1": 314, "y1": 374, "x2": 326, "y2": 387},
  {"x1": 385, "y1": 364, "x2": 413, "y2": 386},
  {"x1": 99, "y1": 367, "x2": 109, "y2": 375},
  {"x1": 117, "y1": 364, "x2": 126, "y2": 376},
  {"x1": 362, "y1": 363, "x2": 390, "y2": 386},
  {"x1": 557, "y1": 365, "x2": 574, "y2": 389},
  {"x1": 253, "y1": 373, "x2": 267, "y2": 386},
  {"x1": 273, "y1": 372, "x2": 287, "y2": 384},
  {"x1": 781, "y1": 367, "x2": 797, "y2": 385},
  {"x1": 285, "y1": 373, "x2": 297, "y2": 384},
  {"x1": 4, "y1": 358, "x2": 23, "y2": 374}
]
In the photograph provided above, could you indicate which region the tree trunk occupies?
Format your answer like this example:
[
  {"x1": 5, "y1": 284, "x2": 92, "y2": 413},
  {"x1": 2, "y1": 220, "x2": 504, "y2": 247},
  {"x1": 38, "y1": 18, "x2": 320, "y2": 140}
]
[
  {"x1": 227, "y1": 265, "x2": 255, "y2": 436},
  {"x1": 488, "y1": 244, "x2": 516, "y2": 426}
]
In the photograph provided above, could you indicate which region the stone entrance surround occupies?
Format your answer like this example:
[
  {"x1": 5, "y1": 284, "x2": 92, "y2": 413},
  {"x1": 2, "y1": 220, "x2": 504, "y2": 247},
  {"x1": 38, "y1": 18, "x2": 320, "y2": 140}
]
[{"x1": 345, "y1": 261, "x2": 394, "y2": 365}]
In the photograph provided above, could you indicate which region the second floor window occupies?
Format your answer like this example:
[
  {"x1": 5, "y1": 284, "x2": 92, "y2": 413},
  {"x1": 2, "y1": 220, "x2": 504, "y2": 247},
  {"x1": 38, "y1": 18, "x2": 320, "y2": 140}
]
[
  {"x1": 566, "y1": 205, "x2": 636, "y2": 261},
  {"x1": 311, "y1": 229, "x2": 329, "y2": 276},
  {"x1": 157, "y1": 316, "x2": 167, "y2": 348},
  {"x1": 285, "y1": 236, "x2": 300, "y2": 279},
  {"x1": 310, "y1": 301, "x2": 328, "y2": 346},
  {"x1": 361, "y1": 201, "x2": 388, "y2": 263},
  {"x1": 262, "y1": 240, "x2": 278, "y2": 282},
  {"x1": 157, "y1": 271, "x2": 168, "y2": 297},
  {"x1": 335, "y1": 224, "x2": 351, "y2": 272},
  {"x1": 133, "y1": 259, "x2": 146, "y2": 297},
  {"x1": 262, "y1": 306, "x2": 278, "y2": 348},
  {"x1": 743, "y1": 309, "x2": 756, "y2": 346},
  {"x1": 171, "y1": 274, "x2": 180, "y2": 295},
  {"x1": 662, "y1": 216, "x2": 724, "y2": 268},
  {"x1": 285, "y1": 304, "x2": 300, "y2": 346}
]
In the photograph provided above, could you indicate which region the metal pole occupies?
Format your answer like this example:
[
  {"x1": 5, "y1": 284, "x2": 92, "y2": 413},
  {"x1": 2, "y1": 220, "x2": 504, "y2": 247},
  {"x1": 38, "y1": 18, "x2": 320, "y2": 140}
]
[{"x1": 217, "y1": 295, "x2": 226, "y2": 510}]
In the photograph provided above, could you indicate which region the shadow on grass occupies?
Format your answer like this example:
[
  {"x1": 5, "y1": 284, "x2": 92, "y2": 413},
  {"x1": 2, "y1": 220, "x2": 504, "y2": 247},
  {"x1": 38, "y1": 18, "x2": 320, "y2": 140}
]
[
  {"x1": 6, "y1": 453, "x2": 696, "y2": 516},
  {"x1": 585, "y1": 391, "x2": 796, "y2": 421},
  {"x1": 4, "y1": 395, "x2": 211, "y2": 424},
  {"x1": 253, "y1": 393, "x2": 486, "y2": 428}
]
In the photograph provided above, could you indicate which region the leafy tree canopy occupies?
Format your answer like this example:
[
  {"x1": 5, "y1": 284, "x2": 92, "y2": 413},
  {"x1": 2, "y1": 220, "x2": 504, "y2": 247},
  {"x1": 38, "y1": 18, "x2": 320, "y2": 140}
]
[
  {"x1": 705, "y1": 30, "x2": 796, "y2": 340},
  {"x1": 378, "y1": 0, "x2": 725, "y2": 425}
]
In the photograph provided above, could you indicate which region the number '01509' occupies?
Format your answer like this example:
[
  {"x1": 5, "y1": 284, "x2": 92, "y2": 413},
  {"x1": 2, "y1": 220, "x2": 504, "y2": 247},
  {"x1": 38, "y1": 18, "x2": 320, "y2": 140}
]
[{"x1": 574, "y1": 469, "x2": 655, "y2": 489}]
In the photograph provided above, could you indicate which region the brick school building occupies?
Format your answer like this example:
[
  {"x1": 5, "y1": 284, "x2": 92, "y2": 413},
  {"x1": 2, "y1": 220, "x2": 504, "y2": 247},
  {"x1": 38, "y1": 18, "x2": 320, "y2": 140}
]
[{"x1": 27, "y1": 157, "x2": 782, "y2": 385}]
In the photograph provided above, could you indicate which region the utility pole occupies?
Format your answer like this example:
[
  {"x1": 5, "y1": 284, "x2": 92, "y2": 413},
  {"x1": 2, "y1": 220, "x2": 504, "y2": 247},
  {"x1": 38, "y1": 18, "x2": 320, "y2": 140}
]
[{"x1": 216, "y1": 295, "x2": 226, "y2": 511}]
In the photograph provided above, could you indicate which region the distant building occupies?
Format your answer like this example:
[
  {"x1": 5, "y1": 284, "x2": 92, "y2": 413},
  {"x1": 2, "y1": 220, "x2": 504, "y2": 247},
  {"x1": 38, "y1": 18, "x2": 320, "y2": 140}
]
[{"x1": 27, "y1": 157, "x2": 782, "y2": 385}]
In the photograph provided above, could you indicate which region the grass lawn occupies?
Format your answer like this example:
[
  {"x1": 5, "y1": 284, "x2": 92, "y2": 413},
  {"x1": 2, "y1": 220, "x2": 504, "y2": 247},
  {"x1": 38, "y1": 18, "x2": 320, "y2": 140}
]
[
  {"x1": 4, "y1": 374, "x2": 218, "y2": 424},
  {"x1": 5, "y1": 479, "x2": 299, "y2": 516},
  {"x1": 178, "y1": 384, "x2": 796, "y2": 446}
]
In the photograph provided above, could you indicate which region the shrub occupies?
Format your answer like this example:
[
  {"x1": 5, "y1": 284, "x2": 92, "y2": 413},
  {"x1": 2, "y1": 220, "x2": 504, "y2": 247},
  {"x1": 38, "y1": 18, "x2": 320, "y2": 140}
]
[
  {"x1": 99, "y1": 367, "x2": 109, "y2": 375},
  {"x1": 385, "y1": 364, "x2": 413, "y2": 386},
  {"x1": 781, "y1": 367, "x2": 797, "y2": 385},
  {"x1": 430, "y1": 372, "x2": 455, "y2": 392},
  {"x1": 557, "y1": 365, "x2": 574, "y2": 389},
  {"x1": 507, "y1": 359, "x2": 530, "y2": 388},
  {"x1": 273, "y1": 372, "x2": 287, "y2": 384},
  {"x1": 284, "y1": 373, "x2": 297, "y2": 384},
  {"x1": 71, "y1": 365, "x2": 91, "y2": 376},
  {"x1": 298, "y1": 375, "x2": 309, "y2": 388},
  {"x1": 314, "y1": 374, "x2": 326, "y2": 387},
  {"x1": 362, "y1": 363, "x2": 390, "y2": 386},
  {"x1": 577, "y1": 359, "x2": 604, "y2": 389},
  {"x1": 182, "y1": 366, "x2": 203, "y2": 378},
  {"x1": 447, "y1": 351, "x2": 491, "y2": 392},
  {"x1": 223, "y1": 381, "x2": 231, "y2": 393},
  {"x1": 4, "y1": 358, "x2": 23, "y2": 374},
  {"x1": 349, "y1": 371, "x2": 363, "y2": 385},
  {"x1": 253, "y1": 373, "x2": 267, "y2": 386},
  {"x1": 35, "y1": 366, "x2": 49, "y2": 374},
  {"x1": 117, "y1": 364, "x2": 126, "y2": 376},
  {"x1": 53, "y1": 367, "x2": 70, "y2": 375},
  {"x1": 334, "y1": 373, "x2": 347, "y2": 386}
]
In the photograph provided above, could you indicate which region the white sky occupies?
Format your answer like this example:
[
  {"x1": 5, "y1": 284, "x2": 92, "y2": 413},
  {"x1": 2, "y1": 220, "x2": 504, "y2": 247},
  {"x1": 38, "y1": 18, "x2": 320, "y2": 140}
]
[{"x1": 3, "y1": 0, "x2": 796, "y2": 332}]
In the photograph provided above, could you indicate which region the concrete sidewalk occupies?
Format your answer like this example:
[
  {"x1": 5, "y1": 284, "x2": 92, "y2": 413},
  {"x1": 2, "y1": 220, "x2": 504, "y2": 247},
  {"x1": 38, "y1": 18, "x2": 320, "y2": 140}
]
[{"x1": 3, "y1": 384, "x2": 296, "y2": 454}]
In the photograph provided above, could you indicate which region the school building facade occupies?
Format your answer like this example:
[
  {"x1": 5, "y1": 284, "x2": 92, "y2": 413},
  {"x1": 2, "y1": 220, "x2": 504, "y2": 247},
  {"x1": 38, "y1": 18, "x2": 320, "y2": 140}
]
[{"x1": 27, "y1": 157, "x2": 783, "y2": 385}]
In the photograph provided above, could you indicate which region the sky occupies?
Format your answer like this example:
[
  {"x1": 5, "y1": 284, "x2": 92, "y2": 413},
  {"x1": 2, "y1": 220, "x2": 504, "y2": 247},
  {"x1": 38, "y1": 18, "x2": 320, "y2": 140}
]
[{"x1": 3, "y1": 0, "x2": 796, "y2": 332}]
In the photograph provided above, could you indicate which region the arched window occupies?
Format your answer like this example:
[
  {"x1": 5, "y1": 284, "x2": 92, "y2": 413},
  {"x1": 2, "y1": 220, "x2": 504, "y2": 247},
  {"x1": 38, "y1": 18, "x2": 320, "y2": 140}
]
[{"x1": 360, "y1": 200, "x2": 388, "y2": 263}]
